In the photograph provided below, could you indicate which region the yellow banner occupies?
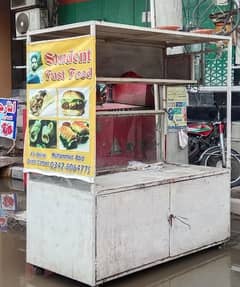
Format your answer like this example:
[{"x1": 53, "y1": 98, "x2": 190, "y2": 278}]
[{"x1": 24, "y1": 36, "x2": 96, "y2": 182}]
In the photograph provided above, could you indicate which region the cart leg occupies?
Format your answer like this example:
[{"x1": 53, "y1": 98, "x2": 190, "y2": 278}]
[
  {"x1": 25, "y1": 263, "x2": 54, "y2": 279},
  {"x1": 32, "y1": 265, "x2": 45, "y2": 275},
  {"x1": 218, "y1": 242, "x2": 227, "y2": 249}
]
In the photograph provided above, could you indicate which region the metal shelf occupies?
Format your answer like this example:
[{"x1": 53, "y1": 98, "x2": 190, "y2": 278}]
[
  {"x1": 97, "y1": 77, "x2": 197, "y2": 85},
  {"x1": 13, "y1": 65, "x2": 26, "y2": 70},
  {"x1": 190, "y1": 86, "x2": 240, "y2": 93},
  {"x1": 12, "y1": 37, "x2": 27, "y2": 41},
  {"x1": 96, "y1": 109, "x2": 165, "y2": 116}
]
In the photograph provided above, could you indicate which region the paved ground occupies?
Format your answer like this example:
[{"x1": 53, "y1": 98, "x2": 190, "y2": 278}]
[
  {"x1": 1, "y1": 178, "x2": 240, "y2": 287},
  {"x1": 0, "y1": 215, "x2": 238, "y2": 287},
  {"x1": 232, "y1": 186, "x2": 240, "y2": 199}
]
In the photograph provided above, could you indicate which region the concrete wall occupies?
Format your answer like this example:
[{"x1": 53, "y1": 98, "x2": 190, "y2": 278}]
[
  {"x1": 0, "y1": 1, "x2": 11, "y2": 97},
  {"x1": 166, "y1": 132, "x2": 188, "y2": 164},
  {"x1": 58, "y1": 0, "x2": 150, "y2": 28},
  {"x1": 154, "y1": 0, "x2": 182, "y2": 27}
]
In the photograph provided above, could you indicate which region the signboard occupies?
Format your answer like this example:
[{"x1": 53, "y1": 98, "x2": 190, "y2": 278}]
[
  {"x1": 167, "y1": 86, "x2": 187, "y2": 130},
  {"x1": 24, "y1": 36, "x2": 96, "y2": 183},
  {"x1": 0, "y1": 210, "x2": 8, "y2": 232},
  {"x1": 1, "y1": 193, "x2": 17, "y2": 211},
  {"x1": 0, "y1": 216, "x2": 8, "y2": 232},
  {"x1": 0, "y1": 98, "x2": 18, "y2": 140}
]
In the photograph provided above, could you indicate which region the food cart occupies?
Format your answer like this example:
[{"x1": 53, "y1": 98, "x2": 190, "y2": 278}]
[{"x1": 24, "y1": 21, "x2": 232, "y2": 286}]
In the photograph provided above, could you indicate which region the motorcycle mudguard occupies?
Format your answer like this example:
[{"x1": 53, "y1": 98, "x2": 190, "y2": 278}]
[
  {"x1": 198, "y1": 146, "x2": 240, "y2": 163},
  {"x1": 198, "y1": 146, "x2": 221, "y2": 163}
]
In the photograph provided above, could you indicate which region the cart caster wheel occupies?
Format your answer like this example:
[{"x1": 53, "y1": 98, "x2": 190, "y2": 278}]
[
  {"x1": 32, "y1": 266, "x2": 45, "y2": 275},
  {"x1": 218, "y1": 243, "x2": 226, "y2": 250}
]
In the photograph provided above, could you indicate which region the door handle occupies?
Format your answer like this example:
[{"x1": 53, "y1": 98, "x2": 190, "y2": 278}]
[{"x1": 168, "y1": 214, "x2": 191, "y2": 230}]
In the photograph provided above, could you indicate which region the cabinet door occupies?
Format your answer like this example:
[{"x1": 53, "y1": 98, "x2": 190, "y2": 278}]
[
  {"x1": 170, "y1": 174, "x2": 230, "y2": 257},
  {"x1": 96, "y1": 185, "x2": 170, "y2": 281}
]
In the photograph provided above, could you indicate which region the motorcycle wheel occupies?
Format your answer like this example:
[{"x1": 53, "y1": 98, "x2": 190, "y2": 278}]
[
  {"x1": 199, "y1": 147, "x2": 240, "y2": 187},
  {"x1": 188, "y1": 137, "x2": 200, "y2": 164}
]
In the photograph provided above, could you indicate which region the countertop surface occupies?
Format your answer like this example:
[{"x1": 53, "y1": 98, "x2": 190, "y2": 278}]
[{"x1": 95, "y1": 163, "x2": 229, "y2": 193}]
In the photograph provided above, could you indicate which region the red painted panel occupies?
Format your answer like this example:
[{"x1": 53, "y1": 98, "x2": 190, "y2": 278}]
[
  {"x1": 112, "y1": 72, "x2": 154, "y2": 107},
  {"x1": 96, "y1": 111, "x2": 156, "y2": 169}
]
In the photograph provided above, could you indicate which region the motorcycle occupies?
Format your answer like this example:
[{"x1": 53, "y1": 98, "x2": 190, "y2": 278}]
[{"x1": 187, "y1": 103, "x2": 240, "y2": 187}]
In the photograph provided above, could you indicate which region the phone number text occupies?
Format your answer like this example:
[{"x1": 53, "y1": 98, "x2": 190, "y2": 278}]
[{"x1": 27, "y1": 159, "x2": 91, "y2": 175}]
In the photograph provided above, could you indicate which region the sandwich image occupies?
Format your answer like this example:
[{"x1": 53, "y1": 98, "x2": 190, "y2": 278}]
[
  {"x1": 29, "y1": 120, "x2": 57, "y2": 148},
  {"x1": 30, "y1": 120, "x2": 41, "y2": 144},
  {"x1": 30, "y1": 90, "x2": 54, "y2": 116},
  {"x1": 71, "y1": 121, "x2": 89, "y2": 143},
  {"x1": 60, "y1": 124, "x2": 79, "y2": 150},
  {"x1": 41, "y1": 122, "x2": 55, "y2": 145},
  {"x1": 61, "y1": 90, "x2": 86, "y2": 116},
  {"x1": 59, "y1": 121, "x2": 90, "y2": 150}
]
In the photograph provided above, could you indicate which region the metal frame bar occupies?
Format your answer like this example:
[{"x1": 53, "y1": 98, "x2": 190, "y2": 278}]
[
  {"x1": 28, "y1": 20, "x2": 230, "y2": 46},
  {"x1": 96, "y1": 110, "x2": 164, "y2": 116},
  {"x1": 226, "y1": 38, "x2": 232, "y2": 169},
  {"x1": 96, "y1": 77, "x2": 196, "y2": 85},
  {"x1": 153, "y1": 84, "x2": 161, "y2": 161},
  {"x1": 89, "y1": 23, "x2": 97, "y2": 287}
]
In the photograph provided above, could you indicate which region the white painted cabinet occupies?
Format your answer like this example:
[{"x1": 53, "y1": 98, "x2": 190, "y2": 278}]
[
  {"x1": 27, "y1": 164, "x2": 230, "y2": 286},
  {"x1": 170, "y1": 175, "x2": 230, "y2": 257},
  {"x1": 95, "y1": 167, "x2": 230, "y2": 282},
  {"x1": 26, "y1": 22, "x2": 232, "y2": 287},
  {"x1": 96, "y1": 185, "x2": 170, "y2": 280}
]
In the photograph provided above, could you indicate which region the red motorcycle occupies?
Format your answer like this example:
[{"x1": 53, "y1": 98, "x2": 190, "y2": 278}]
[{"x1": 188, "y1": 103, "x2": 240, "y2": 187}]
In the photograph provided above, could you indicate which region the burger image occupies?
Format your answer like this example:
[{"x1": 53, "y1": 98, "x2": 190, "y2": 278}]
[
  {"x1": 61, "y1": 90, "x2": 86, "y2": 116},
  {"x1": 60, "y1": 124, "x2": 78, "y2": 149},
  {"x1": 59, "y1": 121, "x2": 89, "y2": 150},
  {"x1": 71, "y1": 121, "x2": 89, "y2": 143}
]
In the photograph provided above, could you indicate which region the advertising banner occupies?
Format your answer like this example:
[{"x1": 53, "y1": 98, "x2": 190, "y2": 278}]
[
  {"x1": 24, "y1": 36, "x2": 96, "y2": 183},
  {"x1": 167, "y1": 86, "x2": 187, "y2": 130},
  {"x1": 0, "y1": 98, "x2": 18, "y2": 140}
]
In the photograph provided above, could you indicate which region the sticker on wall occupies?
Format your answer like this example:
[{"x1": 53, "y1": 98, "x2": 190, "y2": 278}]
[{"x1": 167, "y1": 86, "x2": 187, "y2": 130}]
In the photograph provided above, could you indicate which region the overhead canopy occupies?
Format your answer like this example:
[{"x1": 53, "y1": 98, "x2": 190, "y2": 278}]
[{"x1": 28, "y1": 21, "x2": 231, "y2": 47}]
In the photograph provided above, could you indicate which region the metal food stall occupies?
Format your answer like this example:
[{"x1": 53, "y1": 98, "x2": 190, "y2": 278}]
[{"x1": 24, "y1": 21, "x2": 232, "y2": 286}]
